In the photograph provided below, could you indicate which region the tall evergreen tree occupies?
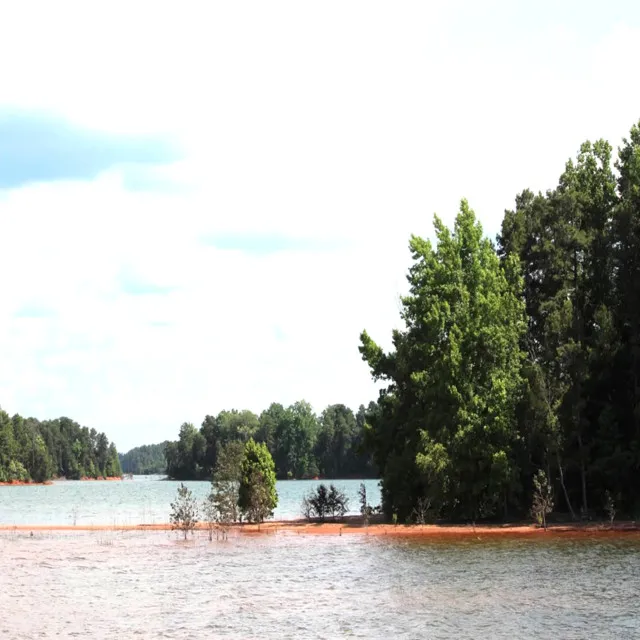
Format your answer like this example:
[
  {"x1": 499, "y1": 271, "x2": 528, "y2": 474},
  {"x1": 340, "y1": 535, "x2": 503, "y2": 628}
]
[
  {"x1": 499, "y1": 139, "x2": 620, "y2": 518},
  {"x1": 610, "y1": 121, "x2": 640, "y2": 514},
  {"x1": 361, "y1": 200, "x2": 526, "y2": 521}
]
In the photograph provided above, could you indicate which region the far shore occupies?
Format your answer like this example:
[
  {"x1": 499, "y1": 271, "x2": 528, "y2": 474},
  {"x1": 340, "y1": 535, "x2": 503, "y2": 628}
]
[
  {"x1": 0, "y1": 476, "x2": 123, "y2": 487},
  {"x1": 1, "y1": 519, "x2": 639, "y2": 538},
  {"x1": 0, "y1": 480, "x2": 54, "y2": 487}
]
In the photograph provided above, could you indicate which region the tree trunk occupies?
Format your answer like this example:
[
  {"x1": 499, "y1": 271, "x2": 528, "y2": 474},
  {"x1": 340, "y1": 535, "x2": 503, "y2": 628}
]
[
  {"x1": 572, "y1": 247, "x2": 588, "y2": 518},
  {"x1": 556, "y1": 451, "x2": 576, "y2": 520},
  {"x1": 577, "y1": 432, "x2": 588, "y2": 518}
]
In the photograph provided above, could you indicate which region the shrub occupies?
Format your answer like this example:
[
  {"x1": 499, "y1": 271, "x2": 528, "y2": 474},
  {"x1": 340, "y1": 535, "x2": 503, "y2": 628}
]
[
  {"x1": 604, "y1": 491, "x2": 616, "y2": 526},
  {"x1": 327, "y1": 485, "x2": 349, "y2": 520},
  {"x1": 302, "y1": 484, "x2": 349, "y2": 521},
  {"x1": 311, "y1": 484, "x2": 329, "y2": 521},
  {"x1": 531, "y1": 470, "x2": 554, "y2": 530},
  {"x1": 170, "y1": 483, "x2": 199, "y2": 539}
]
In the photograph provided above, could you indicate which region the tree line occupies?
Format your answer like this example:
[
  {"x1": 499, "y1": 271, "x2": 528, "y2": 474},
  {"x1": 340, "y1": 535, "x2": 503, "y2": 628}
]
[
  {"x1": 361, "y1": 120, "x2": 640, "y2": 523},
  {"x1": 164, "y1": 401, "x2": 377, "y2": 481},
  {"x1": 0, "y1": 407, "x2": 121, "y2": 483},
  {"x1": 119, "y1": 442, "x2": 168, "y2": 475}
]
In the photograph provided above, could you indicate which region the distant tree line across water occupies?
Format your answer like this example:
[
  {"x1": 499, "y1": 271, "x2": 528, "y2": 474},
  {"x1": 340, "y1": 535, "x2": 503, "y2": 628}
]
[
  {"x1": 361, "y1": 119, "x2": 640, "y2": 523},
  {"x1": 160, "y1": 401, "x2": 378, "y2": 481},
  {"x1": 0, "y1": 408, "x2": 121, "y2": 483},
  {"x1": 119, "y1": 442, "x2": 168, "y2": 475}
]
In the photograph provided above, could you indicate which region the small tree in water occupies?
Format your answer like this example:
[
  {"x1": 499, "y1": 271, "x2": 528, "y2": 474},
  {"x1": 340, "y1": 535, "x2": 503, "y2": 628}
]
[
  {"x1": 202, "y1": 492, "x2": 217, "y2": 542},
  {"x1": 238, "y1": 439, "x2": 278, "y2": 525},
  {"x1": 531, "y1": 470, "x2": 554, "y2": 530},
  {"x1": 310, "y1": 484, "x2": 329, "y2": 521},
  {"x1": 170, "y1": 483, "x2": 199, "y2": 539},
  {"x1": 301, "y1": 484, "x2": 349, "y2": 521},
  {"x1": 246, "y1": 469, "x2": 273, "y2": 527},
  {"x1": 206, "y1": 441, "x2": 244, "y2": 540},
  {"x1": 301, "y1": 494, "x2": 314, "y2": 520},
  {"x1": 359, "y1": 482, "x2": 370, "y2": 526},
  {"x1": 327, "y1": 485, "x2": 349, "y2": 521},
  {"x1": 604, "y1": 491, "x2": 616, "y2": 527}
]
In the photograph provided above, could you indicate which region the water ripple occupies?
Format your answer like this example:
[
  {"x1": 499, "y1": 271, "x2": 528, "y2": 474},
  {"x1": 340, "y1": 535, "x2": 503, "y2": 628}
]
[{"x1": 0, "y1": 531, "x2": 639, "y2": 639}]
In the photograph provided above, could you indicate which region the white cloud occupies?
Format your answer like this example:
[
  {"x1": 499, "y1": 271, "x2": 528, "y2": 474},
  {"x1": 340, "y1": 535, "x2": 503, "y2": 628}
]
[{"x1": 0, "y1": 1, "x2": 639, "y2": 449}]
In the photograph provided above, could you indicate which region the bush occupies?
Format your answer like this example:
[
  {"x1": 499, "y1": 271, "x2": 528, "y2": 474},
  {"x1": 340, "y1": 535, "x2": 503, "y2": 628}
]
[
  {"x1": 302, "y1": 484, "x2": 349, "y2": 521},
  {"x1": 301, "y1": 494, "x2": 314, "y2": 520},
  {"x1": 170, "y1": 483, "x2": 199, "y2": 539},
  {"x1": 327, "y1": 485, "x2": 349, "y2": 520},
  {"x1": 7, "y1": 460, "x2": 29, "y2": 483},
  {"x1": 311, "y1": 484, "x2": 329, "y2": 521},
  {"x1": 604, "y1": 491, "x2": 616, "y2": 526},
  {"x1": 531, "y1": 470, "x2": 554, "y2": 530}
]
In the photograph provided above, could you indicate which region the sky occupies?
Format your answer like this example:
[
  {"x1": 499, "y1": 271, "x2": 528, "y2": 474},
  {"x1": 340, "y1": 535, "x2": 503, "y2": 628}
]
[{"x1": 1, "y1": 0, "x2": 639, "y2": 452}]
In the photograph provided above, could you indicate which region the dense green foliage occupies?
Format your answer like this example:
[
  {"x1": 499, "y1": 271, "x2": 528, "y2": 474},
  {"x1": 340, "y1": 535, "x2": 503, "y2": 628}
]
[
  {"x1": 0, "y1": 407, "x2": 121, "y2": 482},
  {"x1": 361, "y1": 200, "x2": 526, "y2": 521},
  {"x1": 497, "y1": 128, "x2": 640, "y2": 520},
  {"x1": 164, "y1": 402, "x2": 376, "y2": 481},
  {"x1": 361, "y1": 120, "x2": 640, "y2": 523},
  {"x1": 238, "y1": 438, "x2": 278, "y2": 523},
  {"x1": 119, "y1": 442, "x2": 167, "y2": 475}
]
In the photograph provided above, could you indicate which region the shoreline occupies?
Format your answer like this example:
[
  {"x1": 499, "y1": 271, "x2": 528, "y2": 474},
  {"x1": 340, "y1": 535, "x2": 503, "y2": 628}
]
[
  {"x1": 0, "y1": 480, "x2": 54, "y2": 487},
  {"x1": 0, "y1": 476, "x2": 123, "y2": 487},
  {"x1": 1, "y1": 520, "x2": 639, "y2": 538}
]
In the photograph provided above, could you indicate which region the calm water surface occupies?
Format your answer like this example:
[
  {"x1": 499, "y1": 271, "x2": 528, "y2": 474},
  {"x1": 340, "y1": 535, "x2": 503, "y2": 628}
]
[
  {"x1": 1, "y1": 530, "x2": 639, "y2": 639},
  {"x1": 0, "y1": 476, "x2": 381, "y2": 525}
]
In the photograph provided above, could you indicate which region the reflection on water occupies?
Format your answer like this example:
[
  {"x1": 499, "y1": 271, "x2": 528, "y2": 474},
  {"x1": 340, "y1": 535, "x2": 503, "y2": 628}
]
[
  {"x1": 0, "y1": 477, "x2": 381, "y2": 526},
  {"x1": 1, "y1": 530, "x2": 639, "y2": 639}
]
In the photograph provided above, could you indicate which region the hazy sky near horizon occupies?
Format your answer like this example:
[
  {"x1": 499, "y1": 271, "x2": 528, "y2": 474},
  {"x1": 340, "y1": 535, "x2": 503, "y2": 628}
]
[{"x1": 1, "y1": 0, "x2": 639, "y2": 451}]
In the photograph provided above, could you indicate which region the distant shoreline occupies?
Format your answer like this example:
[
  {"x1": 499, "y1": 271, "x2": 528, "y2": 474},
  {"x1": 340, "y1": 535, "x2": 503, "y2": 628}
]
[
  {"x1": 0, "y1": 476, "x2": 123, "y2": 487},
  {"x1": 1, "y1": 519, "x2": 639, "y2": 538}
]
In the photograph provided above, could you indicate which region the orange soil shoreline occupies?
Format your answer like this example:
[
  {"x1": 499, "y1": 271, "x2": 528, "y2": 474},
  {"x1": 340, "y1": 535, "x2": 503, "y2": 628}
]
[
  {"x1": 1, "y1": 520, "x2": 639, "y2": 538},
  {"x1": 0, "y1": 481, "x2": 54, "y2": 487},
  {"x1": 0, "y1": 477, "x2": 122, "y2": 487}
]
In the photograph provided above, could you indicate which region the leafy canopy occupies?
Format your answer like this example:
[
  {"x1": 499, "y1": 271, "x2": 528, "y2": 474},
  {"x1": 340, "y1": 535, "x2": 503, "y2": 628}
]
[
  {"x1": 238, "y1": 438, "x2": 278, "y2": 523},
  {"x1": 360, "y1": 200, "x2": 526, "y2": 521}
]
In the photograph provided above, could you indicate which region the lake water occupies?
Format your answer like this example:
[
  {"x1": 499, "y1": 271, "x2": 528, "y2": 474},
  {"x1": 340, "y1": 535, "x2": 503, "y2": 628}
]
[
  {"x1": 1, "y1": 528, "x2": 639, "y2": 639},
  {"x1": 0, "y1": 476, "x2": 381, "y2": 526}
]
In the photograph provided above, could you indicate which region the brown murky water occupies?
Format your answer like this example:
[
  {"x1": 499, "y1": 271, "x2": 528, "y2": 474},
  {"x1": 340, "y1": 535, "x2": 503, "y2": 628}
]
[{"x1": 1, "y1": 530, "x2": 639, "y2": 639}]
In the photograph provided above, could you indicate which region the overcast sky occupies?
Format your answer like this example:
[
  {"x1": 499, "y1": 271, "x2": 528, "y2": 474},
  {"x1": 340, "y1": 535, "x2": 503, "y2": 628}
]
[{"x1": 1, "y1": 0, "x2": 639, "y2": 451}]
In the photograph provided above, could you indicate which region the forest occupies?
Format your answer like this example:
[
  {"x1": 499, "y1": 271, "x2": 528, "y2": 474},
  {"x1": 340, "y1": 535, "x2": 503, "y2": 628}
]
[
  {"x1": 163, "y1": 402, "x2": 377, "y2": 481},
  {"x1": 0, "y1": 408, "x2": 121, "y2": 482},
  {"x1": 361, "y1": 120, "x2": 640, "y2": 523},
  {"x1": 119, "y1": 442, "x2": 168, "y2": 475}
]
